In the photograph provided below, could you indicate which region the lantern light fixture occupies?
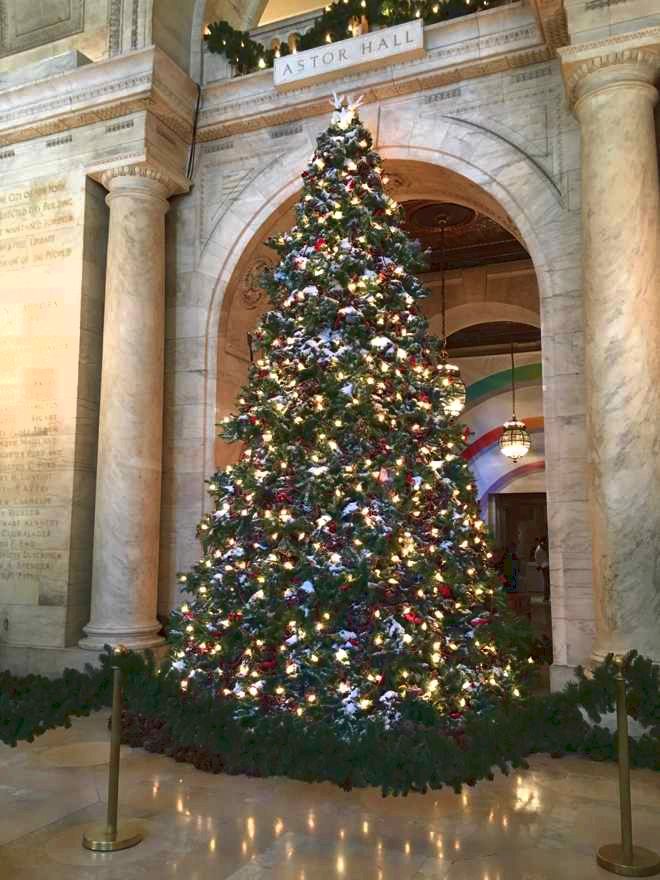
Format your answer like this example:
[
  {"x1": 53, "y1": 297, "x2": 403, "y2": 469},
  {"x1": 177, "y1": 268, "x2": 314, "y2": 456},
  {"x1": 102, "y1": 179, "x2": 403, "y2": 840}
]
[{"x1": 499, "y1": 340, "x2": 531, "y2": 462}]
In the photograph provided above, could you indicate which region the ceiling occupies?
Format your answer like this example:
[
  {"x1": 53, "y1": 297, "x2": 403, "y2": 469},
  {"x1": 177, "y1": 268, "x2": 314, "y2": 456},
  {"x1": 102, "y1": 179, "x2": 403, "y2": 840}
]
[
  {"x1": 400, "y1": 200, "x2": 529, "y2": 272},
  {"x1": 447, "y1": 321, "x2": 541, "y2": 354},
  {"x1": 259, "y1": 0, "x2": 324, "y2": 25}
]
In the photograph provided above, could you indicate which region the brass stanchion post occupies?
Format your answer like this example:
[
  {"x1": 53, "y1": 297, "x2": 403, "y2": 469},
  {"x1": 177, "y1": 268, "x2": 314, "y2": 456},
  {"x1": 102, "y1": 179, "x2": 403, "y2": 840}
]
[
  {"x1": 82, "y1": 666, "x2": 143, "y2": 852},
  {"x1": 596, "y1": 656, "x2": 660, "y2": 877}
]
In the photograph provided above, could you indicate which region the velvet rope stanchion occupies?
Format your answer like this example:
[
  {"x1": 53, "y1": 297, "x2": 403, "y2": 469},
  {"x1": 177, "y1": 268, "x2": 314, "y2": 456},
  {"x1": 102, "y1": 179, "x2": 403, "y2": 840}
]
[
  {"x1": 82, "y1": 667, "x2": 143, "y2": 852},
  {"x1": 596, "y1": 657, "x2": 660, "y2": 877}
]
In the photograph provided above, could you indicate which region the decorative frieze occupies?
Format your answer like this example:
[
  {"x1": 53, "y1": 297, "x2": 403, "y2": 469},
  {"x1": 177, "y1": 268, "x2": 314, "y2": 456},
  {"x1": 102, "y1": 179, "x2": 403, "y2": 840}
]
[
  {"x1": 423, "y1": 87, "x2": 462, "y2": 104},
  {"x1": 0, "y1": 47, "x2": 198, "y2": 159},
  {"x1": 201, "y1": 141, "x2": 235, "y2": 154},
  {"x1": 131, "y1": 0, "x2": 140, "y2": 51},
  {"x1": 558, "y1": 27, "x2": 660, "y2": 104},
  {"x1": 106, "y1": 119, "x2": 135, "y2": 134},
  {"x1": 108, "y1": 0, "x2": 123, "y2": 57},
  {"x1": 46, "y1": 134, "x2": 73, "y2": 149},
  {"x1": 269, "y1": 122, "x2": 304, "y2": 139},
  {"x1": 511, "y1": 66, "x2": 553, "y2": 83}
]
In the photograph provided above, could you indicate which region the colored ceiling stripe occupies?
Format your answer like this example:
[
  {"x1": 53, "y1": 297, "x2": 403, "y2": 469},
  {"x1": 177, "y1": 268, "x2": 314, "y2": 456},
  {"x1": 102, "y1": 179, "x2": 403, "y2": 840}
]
[
  {"x1": 483, "y1": 460, "x2": 546, "y2": 497},
  {"x1": 466, "y1": 363, "x2": 542, "y2": 406},
  {"x1": 462, "y1": 416, "x2": 544, "y2": 461}
]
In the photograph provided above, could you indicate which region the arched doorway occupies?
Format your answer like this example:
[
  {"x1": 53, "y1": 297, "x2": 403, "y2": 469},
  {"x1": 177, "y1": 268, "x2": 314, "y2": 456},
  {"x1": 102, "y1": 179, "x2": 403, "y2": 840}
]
[
  {"x1": 213, "y1": 175, "x2": 552, "y2": 661},
  {"x1": 165, "y1": 119, "x2": 589, "y2": 687}
]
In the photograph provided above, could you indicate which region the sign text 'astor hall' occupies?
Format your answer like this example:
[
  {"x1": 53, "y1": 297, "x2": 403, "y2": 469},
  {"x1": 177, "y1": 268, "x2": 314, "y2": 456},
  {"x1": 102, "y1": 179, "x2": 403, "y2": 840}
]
[{"x1": 274, "y1": 19, "x2": 425, "y2": 90}]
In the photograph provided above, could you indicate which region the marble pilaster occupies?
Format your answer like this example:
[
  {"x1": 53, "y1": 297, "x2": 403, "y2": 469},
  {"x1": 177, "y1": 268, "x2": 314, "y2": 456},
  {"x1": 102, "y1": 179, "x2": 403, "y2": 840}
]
[
  {"x1": 560, "y1": 31, "x2": 660, "y2": 663},
  {"x1": 79, "y1": 165, "x2": 174, "y2": 651}
]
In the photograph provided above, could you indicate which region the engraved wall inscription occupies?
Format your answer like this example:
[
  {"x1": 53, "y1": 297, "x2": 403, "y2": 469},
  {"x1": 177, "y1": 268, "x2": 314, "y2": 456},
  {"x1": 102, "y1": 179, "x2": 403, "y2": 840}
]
[
  {"x1": 0, "y1": 178, "x2": 75, "y2": 271},
  {"x1": 0, "y1": 174, "x2": 82, "y2": 604}
]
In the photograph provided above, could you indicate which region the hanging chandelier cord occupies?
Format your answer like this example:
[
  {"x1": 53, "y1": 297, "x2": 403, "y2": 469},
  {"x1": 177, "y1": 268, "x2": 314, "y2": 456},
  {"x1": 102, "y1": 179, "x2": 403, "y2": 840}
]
[{"x1": 510, "y1": 341, "x2": 517, "y2": 418}]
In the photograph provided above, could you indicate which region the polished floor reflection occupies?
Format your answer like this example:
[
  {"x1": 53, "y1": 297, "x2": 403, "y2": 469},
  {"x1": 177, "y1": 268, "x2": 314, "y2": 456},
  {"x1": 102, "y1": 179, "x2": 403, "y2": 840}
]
[{"x1": 1, "y1": 712, "x2": 658, "y2": 879}]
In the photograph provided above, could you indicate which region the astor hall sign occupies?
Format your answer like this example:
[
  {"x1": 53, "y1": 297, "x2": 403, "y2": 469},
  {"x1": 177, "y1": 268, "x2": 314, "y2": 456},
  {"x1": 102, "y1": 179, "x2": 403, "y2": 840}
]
[{"x1": 273, "y1": 19, "x2": 425, "y2": 90}]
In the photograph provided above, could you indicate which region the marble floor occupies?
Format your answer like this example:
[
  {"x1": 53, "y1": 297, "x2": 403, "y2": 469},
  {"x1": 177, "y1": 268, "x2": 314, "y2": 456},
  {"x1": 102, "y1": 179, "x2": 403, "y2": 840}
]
[{"x1": 1, "y1": 712, "x2": 659, "y2": 880}]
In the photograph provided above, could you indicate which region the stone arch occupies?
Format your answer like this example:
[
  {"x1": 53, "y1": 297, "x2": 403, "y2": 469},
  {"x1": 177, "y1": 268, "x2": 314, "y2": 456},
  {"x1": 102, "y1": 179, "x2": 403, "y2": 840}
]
[
  {"x1": 173, "y1": 115, "x2": 586, "y2": 676},
  {"x1": 201, "y1": 136, "x2": 559, "y2": 478},
  {"x1": 189, "y1": 0, "x2": 269, "y2": 81}
]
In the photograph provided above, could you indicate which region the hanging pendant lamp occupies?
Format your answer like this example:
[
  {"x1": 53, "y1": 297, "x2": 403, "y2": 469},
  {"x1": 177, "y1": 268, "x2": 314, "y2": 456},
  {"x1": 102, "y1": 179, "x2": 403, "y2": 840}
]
[
  {"x1": 437, "y1": 219, "x2": 466, "y2": 419},
  {"x1": 499, "y1": 341, "x2": 531, "y2": 462}
]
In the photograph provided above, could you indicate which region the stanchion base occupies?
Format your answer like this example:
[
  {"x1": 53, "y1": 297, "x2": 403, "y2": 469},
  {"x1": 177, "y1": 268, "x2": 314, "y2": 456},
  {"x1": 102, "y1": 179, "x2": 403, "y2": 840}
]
[
  {"x1": 82, "y1": 821, "x2": 143, "y2": 852},
  {"x1": 597, "y1": 844, "x2": 660, "y2": 877}
]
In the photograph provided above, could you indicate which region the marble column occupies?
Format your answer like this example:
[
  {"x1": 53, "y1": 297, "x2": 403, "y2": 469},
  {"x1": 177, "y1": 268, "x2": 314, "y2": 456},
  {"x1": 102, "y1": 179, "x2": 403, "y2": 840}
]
[
  {"x1": 567, "y1": 43, "x2": 660, "y2": 663},
  {"x1": 80, "y1": 167, "x2": 172, "y2": 651}
]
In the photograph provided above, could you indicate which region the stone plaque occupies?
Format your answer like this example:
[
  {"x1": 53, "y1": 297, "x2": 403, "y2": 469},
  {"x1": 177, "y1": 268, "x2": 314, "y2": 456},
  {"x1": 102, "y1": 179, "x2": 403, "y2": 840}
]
[
  {"x1": 0, "y1": 0, "x2": 84, "y2": 57},
  {"x1": 274, "y1": 19, "x2": 425, "y2": 91},
  {"x1": 0, "y1": 173, "x2": 81, "y2": 607}
]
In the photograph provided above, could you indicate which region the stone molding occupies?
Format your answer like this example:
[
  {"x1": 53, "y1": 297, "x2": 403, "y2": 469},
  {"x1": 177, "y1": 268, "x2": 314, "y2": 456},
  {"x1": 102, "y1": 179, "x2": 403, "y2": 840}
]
[
  {"x1": 558, "y1": 26, "x2": 660, "y2": 105},
  {"x1": 108, "y1": 0, "x2": 123, "y2": 56},
  {"x1": 0, "y1": 45, "x2": 197, "y2": 149},
  {"x1": 530, "y1": 0, "x2": 569, "y2": 53},
  {"x1": 101, "y1": 162, "x2": 181, "y2": 200},
  {"x1": 199, "y1": 44, "x2": 551, "y2": 142}
]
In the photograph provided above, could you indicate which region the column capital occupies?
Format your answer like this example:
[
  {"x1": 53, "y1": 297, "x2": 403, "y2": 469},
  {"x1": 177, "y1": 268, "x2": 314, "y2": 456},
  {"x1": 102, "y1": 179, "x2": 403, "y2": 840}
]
[
  {"x1": 100, "y1": 161, "x2": 188, "y2": 200},
  {"x1": 558, "y1": 26, "x2": 660, "y2": 108}
]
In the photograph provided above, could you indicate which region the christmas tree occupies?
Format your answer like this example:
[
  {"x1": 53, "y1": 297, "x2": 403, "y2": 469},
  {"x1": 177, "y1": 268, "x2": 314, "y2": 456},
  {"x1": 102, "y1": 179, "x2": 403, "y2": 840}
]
[{"x1": 169, "y1": 96, "x2": 529, "y2": 730}]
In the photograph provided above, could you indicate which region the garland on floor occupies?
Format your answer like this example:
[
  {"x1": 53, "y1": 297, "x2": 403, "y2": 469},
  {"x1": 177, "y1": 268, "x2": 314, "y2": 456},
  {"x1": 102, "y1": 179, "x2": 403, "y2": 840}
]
[
  {"x1": 1, "y1": 650, "x2": 658, "y2": 794},
  {"x1": 205, "y1": 0, "x2": 505, "y2": 76}
]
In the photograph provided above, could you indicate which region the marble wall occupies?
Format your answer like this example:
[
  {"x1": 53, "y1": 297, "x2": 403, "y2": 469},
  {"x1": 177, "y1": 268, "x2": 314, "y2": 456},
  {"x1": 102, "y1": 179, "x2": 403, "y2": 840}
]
[
  {"x1": 0, "y1": 167, "x2": 106, "y2": 649},
  {"x1": 13, "y1": 3, "x2": 658, "y2": 680},
  {"x1": 0, "y1": 0, "x2": 109, "y2": 71}
]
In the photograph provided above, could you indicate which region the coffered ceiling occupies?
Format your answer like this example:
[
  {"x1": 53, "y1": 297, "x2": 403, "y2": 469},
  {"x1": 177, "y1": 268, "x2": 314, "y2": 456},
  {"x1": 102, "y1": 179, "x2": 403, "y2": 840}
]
[{"x1": 400, "y1": 200, "x2": 529, "y2": 272}]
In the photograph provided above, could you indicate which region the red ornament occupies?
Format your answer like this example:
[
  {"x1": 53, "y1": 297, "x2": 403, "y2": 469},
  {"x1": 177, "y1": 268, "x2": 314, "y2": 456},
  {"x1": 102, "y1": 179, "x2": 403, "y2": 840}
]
[
  {"x1": 314, "y1": 238, "x2": 326, "y2": 251},
  {"x1": 439, "y1": 585, "x2": 453, "y2": 599}
]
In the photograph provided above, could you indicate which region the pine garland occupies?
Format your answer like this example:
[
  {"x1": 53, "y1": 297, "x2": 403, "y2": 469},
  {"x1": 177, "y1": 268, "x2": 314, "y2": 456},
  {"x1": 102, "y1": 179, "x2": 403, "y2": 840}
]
[
  {"x1": 206, "y1": 0, "x2": 506, "y2": 76},
  {"x1": 2, "y1": 650, "x2": 658, "y2": 795}
]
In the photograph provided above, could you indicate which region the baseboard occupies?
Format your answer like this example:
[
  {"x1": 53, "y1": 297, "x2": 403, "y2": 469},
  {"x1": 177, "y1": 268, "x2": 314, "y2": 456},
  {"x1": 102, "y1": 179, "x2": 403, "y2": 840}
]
[
  {"x1": 0, "y1": 643, "x2": 169, "y2": 678},
  {"x1": 549, "y1": 663, "x2": 578, "y2": 692}
]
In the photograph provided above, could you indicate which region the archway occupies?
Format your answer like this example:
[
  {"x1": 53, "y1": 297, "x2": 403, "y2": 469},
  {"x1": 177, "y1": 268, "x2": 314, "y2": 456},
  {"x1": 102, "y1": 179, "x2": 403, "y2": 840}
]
[
  {"x1": 167, "y1": 116, "x2": 589, "y2": 685},
  {"x1": 212, "y1": 163, "x2": 552, "y2": 658}
]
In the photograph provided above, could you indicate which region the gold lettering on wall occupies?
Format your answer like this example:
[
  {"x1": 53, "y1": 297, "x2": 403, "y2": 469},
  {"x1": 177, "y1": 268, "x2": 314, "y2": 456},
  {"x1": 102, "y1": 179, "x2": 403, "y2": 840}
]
[{"x1": 0, "y1": 179, "x2": 75, "y2": 271}]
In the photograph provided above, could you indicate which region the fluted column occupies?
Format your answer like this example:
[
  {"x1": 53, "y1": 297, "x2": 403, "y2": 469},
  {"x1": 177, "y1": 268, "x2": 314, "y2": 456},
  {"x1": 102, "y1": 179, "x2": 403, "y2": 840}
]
[
  {"x1": 561, "y1": 34, "x2": 660, "y2": 663},
  {"x1": 80, "y1": 166, "x2": 173, "y2": 651}
]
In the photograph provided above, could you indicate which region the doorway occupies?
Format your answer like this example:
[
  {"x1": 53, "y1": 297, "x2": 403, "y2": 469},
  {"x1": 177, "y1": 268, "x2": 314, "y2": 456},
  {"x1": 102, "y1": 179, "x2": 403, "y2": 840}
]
[
  {"x1": 490, "y1": 492, "x2": 552, "y2": 666},
  {"x1": 490, "y1": 492, "x2": 547, "y2": 593}
]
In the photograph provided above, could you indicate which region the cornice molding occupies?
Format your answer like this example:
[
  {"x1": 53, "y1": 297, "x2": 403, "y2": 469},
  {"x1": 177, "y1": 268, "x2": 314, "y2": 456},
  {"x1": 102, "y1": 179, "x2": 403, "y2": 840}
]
[
  {"x1": 530, "y1": 0, "x2": 569, "y2": 54},
  {"x1": 0, "y1": 46, "x2": 197, "y2": 149},
  {"x1": 198, "y1": 45, "x2": 552, "y2": 143},
  {"x1": 558, "y1": 26, "x2": 660, "y2": 105}
]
